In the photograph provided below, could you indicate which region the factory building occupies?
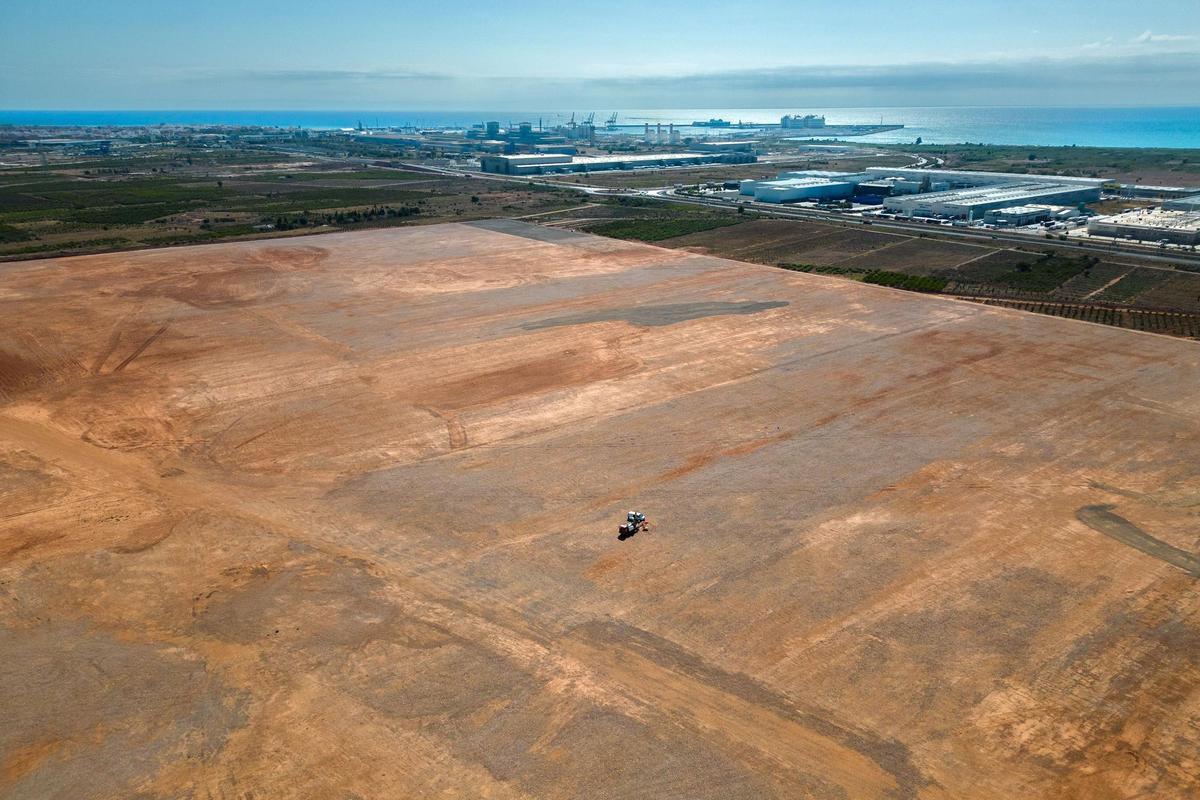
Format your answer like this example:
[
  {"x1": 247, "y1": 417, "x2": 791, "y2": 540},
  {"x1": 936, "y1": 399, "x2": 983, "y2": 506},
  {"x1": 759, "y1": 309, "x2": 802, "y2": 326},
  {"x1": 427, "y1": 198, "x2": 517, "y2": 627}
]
[
  {"x1": 480, "y1": 153, "x2": 574, "y2": 173},
  {"x1": 777, "y1": 170, "x2": 869, "y2": 181},
  {"x1": 739, "y1": 170, "x2": 871, "y2": 202},
  {"x1": 740, "y1": 170, "x2": 866, "y2": 193},
  {"x1": 982, "y1": 205, "x2": 1079, "y2": 226},
  {"x1": 1088, "y1": 210, "x2": 1200, "y2": 246},
  {"x1": 479, "y1": 150, "x2": 755, "y2": 176},
  {"x1": 1165, "y1": 193, "x2": 1200, "y2": 212},
  {"x1": 1119, "y1": 184, "x2": 1200, "y2": 199},
  {"x1": 856, "y1": 176, "x2": 951, "y2": 196},
  {"x1": 884, "y1": 183, "x2": 1101, "y2": 219},
  {"x1": 751, "y1": 178, "x2": 856, "y2": 203},
  {"x1": 864, "y1": 167, "x2": 1109, "y2": 191},
  {"x1": 692, "y1": 141, "x2": 757, "y2": 153}
]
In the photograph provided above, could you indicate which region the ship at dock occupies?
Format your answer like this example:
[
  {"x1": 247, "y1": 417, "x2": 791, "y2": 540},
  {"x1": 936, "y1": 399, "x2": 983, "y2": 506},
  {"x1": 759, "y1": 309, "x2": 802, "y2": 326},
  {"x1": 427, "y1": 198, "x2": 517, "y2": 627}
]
[{"x1": 777, "y1": 113, "x2": 903, "y2": 138}]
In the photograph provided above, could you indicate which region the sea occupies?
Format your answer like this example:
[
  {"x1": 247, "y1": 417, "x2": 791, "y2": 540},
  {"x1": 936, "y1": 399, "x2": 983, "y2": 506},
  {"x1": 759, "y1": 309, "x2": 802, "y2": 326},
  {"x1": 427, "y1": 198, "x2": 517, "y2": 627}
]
[{"x1": 3, "y1": 106, "x2": 1200, "y2": 149}]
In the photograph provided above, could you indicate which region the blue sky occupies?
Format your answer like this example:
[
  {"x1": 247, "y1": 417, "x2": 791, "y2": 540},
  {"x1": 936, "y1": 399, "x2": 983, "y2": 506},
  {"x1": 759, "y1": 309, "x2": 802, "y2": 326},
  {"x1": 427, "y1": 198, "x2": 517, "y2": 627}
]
[{"x1": 2, "y1": 0, "x2": 1199, "y2": 108}]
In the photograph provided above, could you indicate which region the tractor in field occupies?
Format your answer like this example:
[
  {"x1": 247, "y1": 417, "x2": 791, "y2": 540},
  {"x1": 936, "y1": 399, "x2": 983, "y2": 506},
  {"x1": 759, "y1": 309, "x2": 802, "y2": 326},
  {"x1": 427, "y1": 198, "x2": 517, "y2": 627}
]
[{"x1": 618, "y1": 511, "x2": 647, "y2": 540}]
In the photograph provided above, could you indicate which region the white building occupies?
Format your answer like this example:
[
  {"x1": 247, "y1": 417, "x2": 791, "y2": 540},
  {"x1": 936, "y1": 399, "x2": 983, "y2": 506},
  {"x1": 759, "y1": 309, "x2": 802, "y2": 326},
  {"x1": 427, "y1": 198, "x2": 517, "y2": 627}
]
[
  {"x1": 480, "y1": 150, "x2": 755, "y2": 175},
  {"x1": 864, "y1": 167, "x2": 1109, "y2": 190},
  {"x1": 885, "y1": 183, "x2": 1101, "y2": 219},
  {"x1": 753, "y1": 178, "x2": 855, "y2": 203},
  {"x1": 1088, "y1": 209, "x2": 1200, "y2": 245}
]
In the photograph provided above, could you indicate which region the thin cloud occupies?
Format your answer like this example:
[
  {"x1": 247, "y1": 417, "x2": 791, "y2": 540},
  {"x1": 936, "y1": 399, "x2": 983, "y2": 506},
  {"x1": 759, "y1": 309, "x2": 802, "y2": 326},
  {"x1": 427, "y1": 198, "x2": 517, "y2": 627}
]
[
  {"x1": 7, "y1": 51, "x2": 1199, "y2": 109},
  {"x1": 179, "y1": 67, "x2": 451, "y2": 83},
  {"x1": 1134, "y1": 30, "x2": 1197, "y2": 43}
]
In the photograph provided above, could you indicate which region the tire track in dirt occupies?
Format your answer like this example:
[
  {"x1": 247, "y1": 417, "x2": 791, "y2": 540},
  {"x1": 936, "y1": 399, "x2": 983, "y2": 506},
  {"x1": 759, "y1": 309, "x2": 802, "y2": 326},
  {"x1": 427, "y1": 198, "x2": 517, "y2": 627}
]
[
  {"x1": 417, "y1": 406, "x2": 468, "y2": 450},
  {"x1": 112, "y1": 324, "x2": 169, "y2": 373},
  {"x1": 1077, "y1": 504, "x2": 1200, "y2": 577}
]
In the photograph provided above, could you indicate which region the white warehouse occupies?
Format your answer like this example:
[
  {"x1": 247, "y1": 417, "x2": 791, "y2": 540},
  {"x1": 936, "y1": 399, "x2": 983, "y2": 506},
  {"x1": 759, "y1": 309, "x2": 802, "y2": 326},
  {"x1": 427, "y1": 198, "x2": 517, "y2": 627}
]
[
  {"x1": 479, "y1": 151, "x2": 755, "y2": 175},
  {"x1": 751, "y1": 178, "x2": 856, "y2": 203},
  {"x1": 739, "y1": 171, "x2": 871, "y2": 202},
  {"x1": 884, "y1": 183, "x2": 1101, "y2": 219},
  {"x1": 864, "y1": 167, "x2": 1110, "y2": 190},
  {"x1": 1088, "y1": 209, "x2": 1200, "y2": 246}
]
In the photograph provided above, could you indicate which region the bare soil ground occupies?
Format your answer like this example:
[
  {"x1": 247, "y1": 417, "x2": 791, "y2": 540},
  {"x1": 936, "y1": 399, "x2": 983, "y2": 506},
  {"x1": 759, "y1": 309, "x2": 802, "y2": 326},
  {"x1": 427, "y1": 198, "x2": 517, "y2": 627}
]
[{"x1": 3, "y1": 221, "x2": 1200, "y2": 799}]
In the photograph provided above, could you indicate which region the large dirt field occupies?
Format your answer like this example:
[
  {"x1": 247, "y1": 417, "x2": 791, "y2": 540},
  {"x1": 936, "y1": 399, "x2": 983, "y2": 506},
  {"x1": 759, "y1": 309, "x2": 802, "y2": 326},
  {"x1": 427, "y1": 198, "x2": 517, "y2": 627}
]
[{"x1": 3, "y1": 221, "x2": 1200, "y2": 799}]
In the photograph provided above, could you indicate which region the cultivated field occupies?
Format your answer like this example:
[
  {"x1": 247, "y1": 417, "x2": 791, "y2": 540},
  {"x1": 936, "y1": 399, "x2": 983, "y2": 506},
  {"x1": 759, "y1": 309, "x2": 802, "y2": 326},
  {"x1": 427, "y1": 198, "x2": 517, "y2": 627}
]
[
  {"x1": 3, "y1": 222, "x2": 1200, "y2": 799},
  {"x1": 571, "y1": 216, "x2": 1200, "y2": 337}
]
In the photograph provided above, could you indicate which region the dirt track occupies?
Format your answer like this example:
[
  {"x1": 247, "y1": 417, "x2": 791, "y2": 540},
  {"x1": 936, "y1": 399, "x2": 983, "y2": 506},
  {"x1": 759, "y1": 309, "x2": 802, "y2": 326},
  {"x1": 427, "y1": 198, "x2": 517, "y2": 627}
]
[{"x1": 3, "y1": 220, "x2": 1200, "y2": 799}]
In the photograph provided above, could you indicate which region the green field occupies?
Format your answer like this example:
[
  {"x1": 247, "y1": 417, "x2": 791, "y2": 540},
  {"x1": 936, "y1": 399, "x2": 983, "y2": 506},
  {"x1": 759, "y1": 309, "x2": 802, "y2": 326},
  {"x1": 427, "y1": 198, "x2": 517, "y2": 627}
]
[{"x1": 588, "y1": 215, "x2": 743, "y2": 241}]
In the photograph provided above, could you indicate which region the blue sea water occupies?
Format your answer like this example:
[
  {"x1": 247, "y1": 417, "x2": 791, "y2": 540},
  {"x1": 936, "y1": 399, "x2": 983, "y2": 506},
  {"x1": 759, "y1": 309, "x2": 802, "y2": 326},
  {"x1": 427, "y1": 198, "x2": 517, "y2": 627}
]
[{"x1": 3, "y1": 106, "x2": 1199, "y2": 149}]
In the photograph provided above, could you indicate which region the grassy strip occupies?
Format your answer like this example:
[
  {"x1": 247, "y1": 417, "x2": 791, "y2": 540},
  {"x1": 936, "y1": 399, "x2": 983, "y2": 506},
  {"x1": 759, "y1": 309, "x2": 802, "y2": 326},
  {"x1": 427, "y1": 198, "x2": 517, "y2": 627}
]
[
  {"x1": 67, "y1": 203, "x2": 197, "y2": 224},
  {"x1": 862, "y1": 270, "x2": 948, "y2": 292},
  {"x1": 0, "y1": 223, "x2": 33, "y2": 243},
  {"x1": 224, "y1": 188, "x2": 431, "y2": 213},
  {"x1": 249, "y1": 169, "x2": 429, "y2": 182},
  {"x1": 1097, "y1": 267, "x2": 1171, "y2": 302},
  {"x1": 1, "y1": 237, "x2": 131, "y2": 256},
  {"x1": 993, "y1": 253, "x2": 1099, "y2": 293},
  {"x1": 145, "y1": 225, "x2": 262, "y2": 245},
  {"x1": 778, "y1": 263, "x2": 946, "y2": 292},
  {"x1": 778, "y1": 263, "x2": 860, "y2": 275},
  {"x1": 589, "y1": 216, "x2": 742, "y2": 242}
]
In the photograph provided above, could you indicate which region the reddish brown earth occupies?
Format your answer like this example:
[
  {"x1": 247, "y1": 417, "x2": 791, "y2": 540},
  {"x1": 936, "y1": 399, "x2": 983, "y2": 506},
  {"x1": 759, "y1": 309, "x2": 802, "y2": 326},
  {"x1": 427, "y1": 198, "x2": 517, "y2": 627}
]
[{"x1": 2, "y1": 219, "x2": 1200, "y2": 799}]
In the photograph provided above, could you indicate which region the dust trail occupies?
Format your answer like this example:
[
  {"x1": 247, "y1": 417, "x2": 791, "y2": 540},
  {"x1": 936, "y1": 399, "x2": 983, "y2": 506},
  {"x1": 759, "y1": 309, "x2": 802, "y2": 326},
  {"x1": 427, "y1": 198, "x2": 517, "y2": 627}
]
[{"x1": 1077, "y1": 504, "x2": 1200, "y2": 578}]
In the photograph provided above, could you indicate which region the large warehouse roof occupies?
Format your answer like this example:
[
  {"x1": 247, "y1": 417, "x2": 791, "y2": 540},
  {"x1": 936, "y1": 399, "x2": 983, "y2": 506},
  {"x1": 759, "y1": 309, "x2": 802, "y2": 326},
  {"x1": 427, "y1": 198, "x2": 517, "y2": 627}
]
[{"x1": 864, "y1": 166, "x2": 1109, "y2": 188}]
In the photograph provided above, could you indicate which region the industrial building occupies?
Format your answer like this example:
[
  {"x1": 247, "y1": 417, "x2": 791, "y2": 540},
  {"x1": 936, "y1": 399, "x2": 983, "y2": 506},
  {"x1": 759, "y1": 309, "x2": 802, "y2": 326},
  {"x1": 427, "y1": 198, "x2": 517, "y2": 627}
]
[
  {"x1": 1088, "y1": 210, "x2": 1200, "y2": 245},
  {"x1": 856, "y1": 175, "x2": 951, "y2": 196},
  {"x1": 982, "y1": 205, "x2": 1080, "y2": 226},
  {"x1": 1165, "y1": 193, "x2": 1200, "y2": 212},
  {"x1": 884, "y1": 183, "x2": 1101, "y2": 219},
  {"x1": 864, "y1": 167, "x2": 1110, "y2": 191},
  {"x1": 739, "y1": 170, "x2": 889, "y2": 203},
  {"x1": 479, "y1": 150, "x2": 755, "y2": 176},
  {"x1": 750, "y1": 178, "x2": 856, "y2": 203},
  {"x1": 692, "y1": 141, "x2": 757, "y2": 153},
  {"x1": 740, "y1": 170, "x2": 951, "y2": 202},
  {"x1": 736, "y1": 168, "x2": 1101, "y2": 210}
]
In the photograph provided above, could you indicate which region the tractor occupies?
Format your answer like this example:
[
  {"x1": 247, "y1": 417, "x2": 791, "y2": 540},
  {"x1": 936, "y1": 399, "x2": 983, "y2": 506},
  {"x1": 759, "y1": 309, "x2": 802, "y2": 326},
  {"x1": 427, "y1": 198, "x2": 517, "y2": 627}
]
[{"x1": 617, "y1": 511, "x2": 647, "y2": 539}]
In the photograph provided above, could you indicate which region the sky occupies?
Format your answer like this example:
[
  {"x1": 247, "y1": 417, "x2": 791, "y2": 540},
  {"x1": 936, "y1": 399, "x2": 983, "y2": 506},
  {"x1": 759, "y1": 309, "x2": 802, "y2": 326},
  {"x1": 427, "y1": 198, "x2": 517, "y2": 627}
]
[{"x1": 2, "y1": 0, "x2": 1199, "y2": 109}]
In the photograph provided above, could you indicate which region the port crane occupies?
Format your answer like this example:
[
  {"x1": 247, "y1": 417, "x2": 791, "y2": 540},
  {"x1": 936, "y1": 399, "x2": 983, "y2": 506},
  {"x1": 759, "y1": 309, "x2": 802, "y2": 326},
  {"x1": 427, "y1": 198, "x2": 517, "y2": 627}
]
[{"x1": 605, "y1": 112, "x2": 618, "y2": 128}]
